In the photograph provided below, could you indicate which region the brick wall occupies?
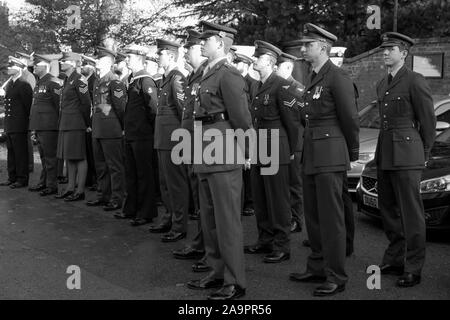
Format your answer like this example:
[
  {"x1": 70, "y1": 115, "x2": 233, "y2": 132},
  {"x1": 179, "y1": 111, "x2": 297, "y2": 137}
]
[{"x1": 343, "y1": 37, "x2": 450, "y2": 109}]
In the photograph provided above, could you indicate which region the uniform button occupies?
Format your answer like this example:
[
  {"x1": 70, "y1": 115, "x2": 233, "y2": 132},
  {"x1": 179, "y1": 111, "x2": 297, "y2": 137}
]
[
  {"x1": 385, "y1": 103, "x2": 388, "y2": 106},
  {"x1": 305, "y1": 114, "x2": 309, "y2": 118},
  {"x1": 383, "y1": 115, "x2": 386, "y2": 118},
  {"x1": 255, "y1": 97, "x2": 259, "y2": 100},
  {"x1": 255, "y1": 107, "x2": 258, "y2": 110},
  {"x1": 406, "y1": 137, "x2": 410, "y2": 141},
  {"x1": 307, "y1": 91, "x2": 310, "y2": 94},
  {"x1": 306, "y1": 102, "x2": 309, "y2": 105},
  {"x1": 325, "y1": 134, "x2": 329, "y2": 137},
  {"x1": 397, "y1": 97, "x2": 401, "y2": 100},
  {"x1": 386, "y1": 92, "x2": 389, "y2": 95}
]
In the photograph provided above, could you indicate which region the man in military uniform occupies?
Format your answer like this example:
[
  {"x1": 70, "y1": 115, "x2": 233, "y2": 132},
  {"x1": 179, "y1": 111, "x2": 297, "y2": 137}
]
[
  {"x1": 185, "y1": 21, "x2": 252, "y2": 300},
  {"x1": 80, "y1": 54, "x2": 98, "y2": 191},
  {"x1": 55, "y1": 52, "x2": 92, "y2": 202},
  {"x1": 114, "y1": 45, "x2": 158, "y2": 226},
  {"x1": 288, "y1": 24, "x2": 359, "y2": 297},
  {"x1": 243, "y1": 41, "x2": 300, "y2": 264},
  {"x1": 375, "y1": 33, "x2": 436, "y2": 287},
  {"x1": 276, "y1": 52, "x2": 306, "y2": 233},
  {"x1": 148, "y1": 39, "x2": 190, "y2": 243},
  {"x1": 172, "y1": 29, "x2": 211, "y2": 273},
  {"x1": 0, "y1": 56, "x2": 33, "y2": 188},
  {"x1": 16, "y1": 51, "x2": 36, "y2": 174},
  {"x1": 86, "y1": 47, "x2": 127, "y2": 212},
  {"x1": 233, "y1": 52, "x2": 257, "y2": 217},
  {"x1": 28, "y1": 54, "x2": 61, "y2": 196},
  {"x1": 113, "y1": 52, "x2": 131, "y2": 87}
]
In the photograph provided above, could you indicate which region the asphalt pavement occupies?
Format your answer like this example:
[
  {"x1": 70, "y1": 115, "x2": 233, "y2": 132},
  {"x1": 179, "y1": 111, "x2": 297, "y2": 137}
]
[{"x1": 0, "y1": 145, "x2": 449, "y2": 300}]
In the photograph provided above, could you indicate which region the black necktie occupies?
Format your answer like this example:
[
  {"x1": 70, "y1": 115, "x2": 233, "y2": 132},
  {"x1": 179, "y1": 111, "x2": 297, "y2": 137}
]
[
  {"x1": 388, "y1": 73, "x2": 393, "y2": 85},
  {"x1": 311, "y1": 71, "x2": 317, "y2": 81}
]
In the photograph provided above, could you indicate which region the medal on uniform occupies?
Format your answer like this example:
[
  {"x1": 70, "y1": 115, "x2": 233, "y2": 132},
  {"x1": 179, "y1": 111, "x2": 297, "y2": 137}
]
[
  {"x1": 192, "y1": 83, "x2": 199, "y2": 96},
  {"x1": 263, "y1": 94, "x2": 269, "y2": 105}
]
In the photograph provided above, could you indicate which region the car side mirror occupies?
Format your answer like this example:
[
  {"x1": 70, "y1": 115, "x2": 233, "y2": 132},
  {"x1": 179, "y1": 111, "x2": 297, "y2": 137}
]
[{"x1": 436, "y1": 121, "x2": 450, "y2": 132}]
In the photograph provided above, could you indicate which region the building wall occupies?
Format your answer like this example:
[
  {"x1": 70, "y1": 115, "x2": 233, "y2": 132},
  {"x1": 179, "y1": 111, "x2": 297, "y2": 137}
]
[{"x1": 343, "y1": 37, "x2": 450, "y2": 109}]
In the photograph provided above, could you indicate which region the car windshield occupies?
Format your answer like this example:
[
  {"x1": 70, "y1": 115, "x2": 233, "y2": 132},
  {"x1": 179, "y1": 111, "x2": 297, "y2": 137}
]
[{"x1": 359, "y1": 103, "x2": 380, "y2": 129}]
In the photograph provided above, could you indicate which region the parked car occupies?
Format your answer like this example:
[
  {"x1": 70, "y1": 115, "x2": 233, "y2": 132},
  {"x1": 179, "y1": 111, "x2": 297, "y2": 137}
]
[
  {"x1": 347, "y1": 97, "x2": 450, "y2": 193},
  {"x1": 356, "y1": 126, "x2": 450, "y2": 229}
]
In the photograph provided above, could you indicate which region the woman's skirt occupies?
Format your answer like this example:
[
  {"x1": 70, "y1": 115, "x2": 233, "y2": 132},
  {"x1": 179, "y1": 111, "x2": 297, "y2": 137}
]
[{"x1": 57, "y1": 130, "x2": 86, "y2": 160}]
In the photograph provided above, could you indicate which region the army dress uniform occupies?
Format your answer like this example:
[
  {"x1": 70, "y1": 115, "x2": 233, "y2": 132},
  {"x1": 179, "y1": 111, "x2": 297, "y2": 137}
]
[
  {"x1": 91, "y1": 67, "x2": 127, "y2": 209},
  {"x1": 189, "y1": 22, "x2": 253, "y2": 297},
  {"x1": 375, "y1": 33, "x2": 436, "y2": 281},
  {"x1": 179, "y1": 32, "x2": 209, "y2": 253},
  {"x1": 153, "y1": 39, "x2": 190, "y2": 240},
  {"x1": 29, "y1": 57, "x2": 62, "y2": 194},
  {"x1": 120, "y1": 65, "x2": 158, "y2": 223},
  {"x1": 2, "y1": 57, "x2": 33, "y2": 187},
  {"x1": 295, "y1": 24, "x2": 359, "y2": 291},
  {"x1": 247, "y1": 41, "x2": 300, "y2": 262}
]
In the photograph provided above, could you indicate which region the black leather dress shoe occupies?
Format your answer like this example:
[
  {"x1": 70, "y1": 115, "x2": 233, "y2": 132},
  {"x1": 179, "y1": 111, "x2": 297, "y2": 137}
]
[
  {"x1": 130, "y1": 218, "x2": 152, "y2": 226},
  {"x1": 289, "y1": 272, "x2": 327, "y2": 283},
  {"x1": 263, "y1": 251, "x2": 290, "y2": 263},
  {"x1": 187, "y1": 278, "x2": 224, "y2": 290},
  {"x1": 10, "y1": 182, "x2": 27, "y2": 189},
  {"x1": 244, "y1": 244, "x2": 272, "y2": 254},
  {"x1": 242, "y1": 207, "x2": 254, "y2": 216},
  {"x1": 207, "y1": 284, "x2": 246, "y2": 300},
  {"x1": 39, "y1": 188, "x2": 57, "y2": 196},
  {"x1": 397, "y1": 273, "x2": 421, "y2": 287},
  {"x1": 29, "y1": 184, "x2": 46, "y2": 192},
  {"x1": 103, "y1": 201, "x2": 122, "y2": 212},
  {"x1": 86, "y1": 199, "x2": 106, "y2": 207},
  {"x1": 189, "y1": 211, "x2": 200, "y2": 220},
  {"x1": 192, "y1": 261, "x2": 212, "y2": 273},
  {"x1": 55, "y1": 190, "x2": 74, "y2": 199},
  {"x1": 290, "y1": 220, "x2": 302, "y2": 233},
  {"x1": 161, "y1": 231, "x2": 186, "y2": 243},
  {"x1": 87, "y1": 184, "x2": 98, "y2": 191},
  {"x1": 64, "y1": 192, "x2": 85, "y2": 202},
  {"x1": 148, "y1": 224, "x2": 172, "y2": 234},
  {"x1": 313, "y1": 282, "x2": 345, "y2": 297},
  {"x1": 379, "y1": 264, "x2": 404, "y2": 276},
  {"x1": 0, "y1": 180, "x2": 14, "y2": 186},
  {"x1": 57, "y1": 176, "x2": 68, "y2": 184},
  {"x1": 114, "y1": 212, "x2": 134, "y2": 220},
  {"x1": 303, "y1": 239, "x2": 311, "y2": 247},
  {"x1": 173, "y1": 247, "x2": 205, "y2": 260}
]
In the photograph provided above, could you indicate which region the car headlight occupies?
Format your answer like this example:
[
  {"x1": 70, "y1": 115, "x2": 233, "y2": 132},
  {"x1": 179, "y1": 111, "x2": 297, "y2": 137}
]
[
  {"x1": 420, "y1": 175, "x2": 450, "y2": 193},
  {"x1": 357, "y1": 152, "x2": 375, "y2": 164}
]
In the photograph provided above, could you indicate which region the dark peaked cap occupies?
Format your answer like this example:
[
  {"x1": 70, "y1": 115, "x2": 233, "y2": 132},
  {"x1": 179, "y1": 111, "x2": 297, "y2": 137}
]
[
  {"x1": 234, "y1": 52, "x2": 253, "y2": 65},
  {"x1": 33, "y1": 54, "x2": 52, "y2": 65},
  {"x1": 8, "y1": 56, "x2": 27, "y2": 68},
  {"x1": 380, "y1": 32, "x2": 415, "y2": 48},
  {"x1": 199, "y1": 21, "x2": 237, "y2": 41},
  {"x1": 115, "y1": 51, "x2": 127, "y2": 63},
  {"x1": 184, "y1": 29, "x2": 203, "y2": 48},
  {"x1": 254, "y1": 40, "x2": 282, "y2": 59},
  {"x1": 60, "y1": 51, "x2": 81, "y2": 62},
  {"x1": 97, "y1": 46, "x2": 116, "y2": 59},
  {"x1": 277, "y1": 52, "x2": 298, "y2": 64},
  {"x1": 299, "y1": 23, "x2": 337, "y2": 44},
  {"x1": 156, "y1": 39, "x2": 181, "y2": 53}
]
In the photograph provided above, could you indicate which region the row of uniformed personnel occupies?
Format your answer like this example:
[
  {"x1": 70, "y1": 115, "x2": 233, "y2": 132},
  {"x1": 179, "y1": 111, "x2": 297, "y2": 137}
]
[{"x1": 0, "y1": 20, "x2": 436, "y2": 299}]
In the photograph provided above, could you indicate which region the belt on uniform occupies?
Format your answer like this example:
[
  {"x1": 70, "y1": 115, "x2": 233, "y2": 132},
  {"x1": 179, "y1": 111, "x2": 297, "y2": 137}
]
[
  {"x1": 305, "y1": 118, "x2": 340, "y2": 128},
  {"x1": 157, "y1": 108, "x2": 178, "y2": 116},
  {"x1": 94, "y1": 104, "x2": 112, "y2": 113},
  {"x1": 381, "y1": 118, "x2": 416, "y2": 130},
  {"x1": 194, "y1": 112, "x2": 229, "y2": 124},
  {"x1": 257, "y1": 119, "x2": 282, "y2": 128}
]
